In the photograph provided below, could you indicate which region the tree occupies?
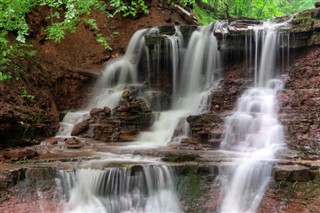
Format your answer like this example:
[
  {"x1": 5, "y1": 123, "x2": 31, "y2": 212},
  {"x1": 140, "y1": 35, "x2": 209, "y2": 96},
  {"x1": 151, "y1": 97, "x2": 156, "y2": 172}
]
[{"x1": 193, "y1": 0, "x2": 319, "y2": 22}]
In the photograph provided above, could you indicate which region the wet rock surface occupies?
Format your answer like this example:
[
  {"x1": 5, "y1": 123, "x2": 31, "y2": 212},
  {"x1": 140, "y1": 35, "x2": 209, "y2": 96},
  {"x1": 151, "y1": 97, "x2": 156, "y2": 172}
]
[
  {"x1": 279, "y1": 46, "x2": 320, "y2": 160},
  {"x1": 72, "y1": 90, "x2": 157, "y2": 142},
  {"x1": 0, "y1": 143, "x2": 319, "y2": 213},
  {"x1": 210, "y1": 79, "x2": 250, "y2": 113},
  {"x1": 273, "y1": 165, "x2": 315, "y2": 182},
  {"x1": 186, "y1": 112, "x2": 224, "y2": 148},
  {"x1": 1, "y1": 2, "x2": 320, "y2": 213},
  {"x1": 215, "y1": 8, "x2": 320, "y2": 50},
  {"x1": 0, "y1": 148, "x2": 39, "y2": 162}
]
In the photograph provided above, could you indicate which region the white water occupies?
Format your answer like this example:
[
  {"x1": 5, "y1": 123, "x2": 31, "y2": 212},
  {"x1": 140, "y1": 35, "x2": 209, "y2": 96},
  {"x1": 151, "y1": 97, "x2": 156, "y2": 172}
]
[
  {"x1": 59, "y1": 165, "x2": 181, "y2": 213},
  {"x1": 54, "y1": 18, "x2": 291, "y2": 213},
  {"x1": 136, "y1": 22, "x2": 224, "y2": 146},
  {"x1": 52, "y1": 23, "x2": 227, "y2": 213},
  {"x1": 56, "y1": 23, "x2": 225, "y2": 147},
  {"x1": 56, "y1": 28, "x2": 156, "y2": 137},
  {"x1": 218, "y1": 21, "x2": 288, "y2": 213}
]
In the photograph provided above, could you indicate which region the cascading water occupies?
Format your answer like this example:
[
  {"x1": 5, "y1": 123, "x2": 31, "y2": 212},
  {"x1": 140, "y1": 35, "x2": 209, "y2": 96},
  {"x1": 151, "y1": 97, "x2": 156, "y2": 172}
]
[
  {"x1": 52, "y1": 22, "x2": 226, "y2": 213},
  {"x1": 56, "y1": 28, "x2": 157, "y2": 137},
  {"x1": 217, "y1": 21, "x2": 288, "y2": 213},
  {"x1": 59, "y1": 165, "x2": 181, "y2": 213},
  {"x1": 56, "y1": 22, "x2": 225, "y2": 147},
  {"x1": 136, "y1": 22, "x2": 225, "y2": 146},
  {"x1": 53, "y1": 16, "x2": 292, "y2": 213}
]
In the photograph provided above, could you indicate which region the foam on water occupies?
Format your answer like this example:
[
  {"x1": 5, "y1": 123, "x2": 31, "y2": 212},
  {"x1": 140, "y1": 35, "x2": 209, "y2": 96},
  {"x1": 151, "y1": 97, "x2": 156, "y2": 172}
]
[
  {"x1": 60, "y1": 166, "x2": 181, "y2": 213},
  {"x1": 217, "y1": 20, "x2": 289, "y2": 213}
]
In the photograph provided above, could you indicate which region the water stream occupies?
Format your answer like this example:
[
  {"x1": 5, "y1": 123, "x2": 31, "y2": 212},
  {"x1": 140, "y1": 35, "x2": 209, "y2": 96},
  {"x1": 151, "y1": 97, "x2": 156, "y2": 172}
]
[
  {"x1": 56, "y1": 28, "x2": 155, "y2": 137},
  {"x1": 217, "y1": 21, "x2": 288, "y2": 213},
  {"x1": 60, "y1": 165, "x2": 181, "y2": 213},
  {"x1": 52, "y1": 18, "x2": 292, "y2": 213},
  {"x1": 136, "y1": 22, "x2": 224, "y2": 146},
  {"x1": 53, "y1": 23, "x2": 226, "y2": 212},
  {"x1": 56, "y1": 22, "x2": 225, "y2": 147}
]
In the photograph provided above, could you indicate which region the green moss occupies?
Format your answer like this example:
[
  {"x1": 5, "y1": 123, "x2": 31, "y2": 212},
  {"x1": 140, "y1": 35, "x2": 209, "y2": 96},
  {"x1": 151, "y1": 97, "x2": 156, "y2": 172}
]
[
  {"x1": 292, "y1": 10, "x2": 316, "y2": 27},
  {"x1": 162, "y1": 153, "x2": 200, "y2": 163},
  {"x1": 176, "y1": 174, "x2": 202, "y2": 198},
  {"x1": 295, "y1": 181, "x2": 320, "y2": 201},
  {"x1": 274, "y1": 180, "x2": 320, "y2": 202},
  {"x1": 174, "y1": 165, "x2": 210, "y2": 213}
]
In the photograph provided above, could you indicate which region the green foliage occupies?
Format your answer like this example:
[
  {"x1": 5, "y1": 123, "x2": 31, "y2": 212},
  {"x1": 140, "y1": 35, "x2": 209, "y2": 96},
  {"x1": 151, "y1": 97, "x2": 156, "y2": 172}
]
[
  {"x1": 0, "y1": 0, "x2": 152, "y2": 82},
  {"x1": 44, "y1": 0, "x2": 108, "y2": 43},
  {"x1": 180, "y1": 0, "x2": 195, "y2": 6},
  {"x1": 19, "y1": 86, "x2": 35, "y2": 100},
  {"x1": 193, "y1": 2, "x2": 215, "y2": 25},
  {"x1": 96, "y1": 33, "x2": 112, "y2": 50},
  {"x1": 0, "y1": 0, "x2": 36, "y2": 44},
  {"x1": 85, "y1": 18, "x2": 98, "y2": 30},
  {"x1": 110, "y1": 0, "x2": 149, "y2": 16},
  {"x1": 0, "y1": 0, "x2": 319, "y2": 84},
  {"x1": 194, "y1": 0, "x2": 319, "y2": 22},
  {"x1": 111, "y1": 31, "x2": 121, "y2": 37},
  {"x1": 282, "y1": 0, "x2": 319, "y2": 15},
  {"x1": 0, "y1": 37, "x2": 36, "y2": 82}
]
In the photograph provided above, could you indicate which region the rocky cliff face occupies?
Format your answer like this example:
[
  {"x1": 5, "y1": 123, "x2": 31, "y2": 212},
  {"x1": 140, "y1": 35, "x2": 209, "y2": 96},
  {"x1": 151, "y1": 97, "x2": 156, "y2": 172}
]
[
  {"x1": 183, "y1": 8, "x2": 320, "y2": 160},
  {"x1": 2, "y1": 4, "x2": 320, "y2": 213},
  {"x1": 1, "y1": 2, "x2": 320, "y2": 161},
  {"x1": 280, "y1": 46, "x2": 320, "y2": 160},
  {"x1": 71, "y1": 90, "x2": 157, "y2": 142}
]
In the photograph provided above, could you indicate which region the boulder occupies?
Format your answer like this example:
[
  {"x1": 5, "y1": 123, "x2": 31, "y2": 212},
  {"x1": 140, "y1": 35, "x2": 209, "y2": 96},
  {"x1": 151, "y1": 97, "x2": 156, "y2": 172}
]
[
  {"x1": 90, "y1": 108, "x2": 105, "y2": 117},
  {"x1": 75, "y1": 88, "x2": 158, "y2": 143},
  {"x1": 0, "y1": 169, "x2": 22, "y2": 188},
  {"x1": 137, "y1": 113, "x2": 158, "y2": 127},
  {"x1": 65, "y1": 137, "x2": 84, "y2": 149},
  {"x1": 187, "y1": 112, "x2": 223, "y2": 126},
  {"x1": 71, "y1": 120, "x2": 89, "y2": 136},
  {"x1": 1, "y1": 148, "x2": 39, "y2": 161},
  {"x1": 103, "y1": 107, "x2": 111, "y2": 115},
  {"x1": 137, "y1": 97, "x2": 151, "y2": 113},
  {"x1": 113, "y1": 100, "x2": 131, "y2": 112},
  {"x1": 122, "y1": 90, "x2": 130, "y2": 99},
  {"x1": 186, "y1": 112, "x2": 224, "y2": 145}
]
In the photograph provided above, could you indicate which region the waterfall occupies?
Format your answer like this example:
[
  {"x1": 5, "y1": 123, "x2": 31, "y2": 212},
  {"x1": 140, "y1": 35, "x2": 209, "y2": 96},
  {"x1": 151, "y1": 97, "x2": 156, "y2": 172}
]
[
  {"x1": 136, "y1": 22, "x2": 225, "y2": 146},
  {"x1": 59, "y1": 165, "x2": 181, "y2": 213},
  {"x1": 53, "y1": 17, "x2": 293, "y2": 212},
  {"x1": 56, "y1": 28, "x2": 158, "y2": 137},
  {"x1": 56, "y1": 23, "x2": 225, "y2": 147},
  {"x1": 217, "y1": 21, "x2": 288, "y2": 213}
]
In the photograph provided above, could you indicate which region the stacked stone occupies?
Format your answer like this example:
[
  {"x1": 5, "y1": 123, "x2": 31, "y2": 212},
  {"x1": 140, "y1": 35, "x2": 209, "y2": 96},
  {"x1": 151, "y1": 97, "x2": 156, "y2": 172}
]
[{"x1": 71, "y1": 90, "x2": 157, "y2": 142}]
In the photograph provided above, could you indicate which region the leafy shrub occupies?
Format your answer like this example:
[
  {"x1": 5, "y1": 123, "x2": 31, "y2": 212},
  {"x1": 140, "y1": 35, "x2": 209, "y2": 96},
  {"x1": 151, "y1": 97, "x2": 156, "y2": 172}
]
[{"x1": 0, "y1": 0, "x2": 151, "y2": 82}]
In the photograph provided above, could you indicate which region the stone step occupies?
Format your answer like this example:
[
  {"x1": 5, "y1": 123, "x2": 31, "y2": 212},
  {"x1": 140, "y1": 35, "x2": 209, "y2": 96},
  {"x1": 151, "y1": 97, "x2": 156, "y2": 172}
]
[
  {"x1": 207, "y1": 138, "x2": 222, "y2": 149},
  {"x1": 273, "y1": 165, "x2": 315, "y2": 182}
]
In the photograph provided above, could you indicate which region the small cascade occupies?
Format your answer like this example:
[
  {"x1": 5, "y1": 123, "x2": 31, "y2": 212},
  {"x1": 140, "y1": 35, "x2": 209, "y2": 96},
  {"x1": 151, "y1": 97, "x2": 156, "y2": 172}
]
[
  {"x1": 56, "y1": 22, "x2": 225, "y2": 147},
  {"x1": 217, "y1": 20, "x2": 288, "y2": 213},
  {"x1": 56, "y1": 28, "x2": 158, "y2": 137},
  {"x1": 56, "y1": 111, "x2": 89, "y2": 137},
  {"x1": 15, "y1": 168, "x2": 64, "y2": 212},
  {"x1": 59, "y1": 165, "x2": 181, "y2": 213},
  {"x1": 137, "y1": 22, "x2": 225, "y2": 146}
]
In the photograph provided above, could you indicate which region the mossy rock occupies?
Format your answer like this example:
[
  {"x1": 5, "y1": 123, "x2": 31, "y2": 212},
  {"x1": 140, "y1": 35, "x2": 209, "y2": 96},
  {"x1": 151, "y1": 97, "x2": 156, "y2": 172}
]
[{"x1": 162, "y1": 153, "x2": 200, "y2": 163}]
